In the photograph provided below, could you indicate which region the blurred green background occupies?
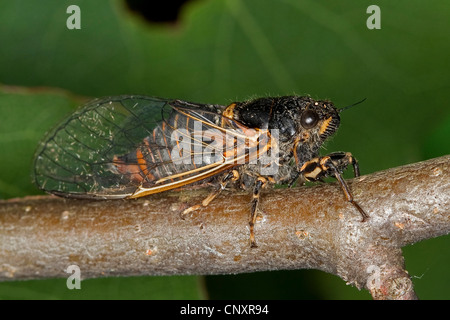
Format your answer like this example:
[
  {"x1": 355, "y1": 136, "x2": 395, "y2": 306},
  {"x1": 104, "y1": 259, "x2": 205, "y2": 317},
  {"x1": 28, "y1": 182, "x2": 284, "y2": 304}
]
[{"x1": 0, "y1": 0, "x2": 449, "y2": 299}]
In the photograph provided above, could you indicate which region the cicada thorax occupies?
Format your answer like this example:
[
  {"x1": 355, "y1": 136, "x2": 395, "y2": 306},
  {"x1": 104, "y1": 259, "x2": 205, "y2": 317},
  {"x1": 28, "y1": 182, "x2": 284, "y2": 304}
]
[{"x1": 237, "y1": 96, "x2": 340, "y2": 163}]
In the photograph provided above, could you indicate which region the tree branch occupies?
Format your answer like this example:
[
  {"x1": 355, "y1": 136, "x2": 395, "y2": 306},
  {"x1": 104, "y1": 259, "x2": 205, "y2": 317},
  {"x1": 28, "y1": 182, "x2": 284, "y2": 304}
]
[{"x1": 0, "y1": 155, "x2": 449, "y2": 299}]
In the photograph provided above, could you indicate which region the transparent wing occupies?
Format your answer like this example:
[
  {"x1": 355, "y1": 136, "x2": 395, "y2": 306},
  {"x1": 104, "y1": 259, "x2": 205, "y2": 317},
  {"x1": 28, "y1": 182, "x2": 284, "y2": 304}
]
[
  {"x1": 33, "y1": 96, "x2": 268, "y2": 199},
  {"x1": 33, "y1": 96, "x2": 172, "y2": 198}
]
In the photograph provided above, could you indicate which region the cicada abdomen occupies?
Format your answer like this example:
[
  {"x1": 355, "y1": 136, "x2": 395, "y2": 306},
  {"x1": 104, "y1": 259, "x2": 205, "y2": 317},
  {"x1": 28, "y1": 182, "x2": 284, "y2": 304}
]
[
  {"x1": 111, "y1": 99, "x2": 269, "y2": 199},
  {"x1": 110, "y1": 100, "x2": 233, "y2": 195}
]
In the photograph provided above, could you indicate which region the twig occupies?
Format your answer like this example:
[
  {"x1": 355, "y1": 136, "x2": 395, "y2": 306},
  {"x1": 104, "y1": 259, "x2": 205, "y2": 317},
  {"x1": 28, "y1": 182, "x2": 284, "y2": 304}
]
[{"x1": 0, "y1": 155, "x2": 449, "y2": 299}]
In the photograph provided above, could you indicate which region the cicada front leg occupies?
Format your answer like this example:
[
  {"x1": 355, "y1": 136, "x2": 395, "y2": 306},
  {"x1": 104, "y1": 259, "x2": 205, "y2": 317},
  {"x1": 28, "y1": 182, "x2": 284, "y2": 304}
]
[{"x1": 300, "y1": 152, "x2": 368, "y2": 221}]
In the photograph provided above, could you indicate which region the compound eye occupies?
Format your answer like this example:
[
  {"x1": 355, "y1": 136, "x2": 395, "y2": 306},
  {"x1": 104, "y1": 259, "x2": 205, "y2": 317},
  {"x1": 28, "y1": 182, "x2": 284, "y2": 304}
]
[{"x1": 300, "y1": 110, "x2": 319, "y2": 129}]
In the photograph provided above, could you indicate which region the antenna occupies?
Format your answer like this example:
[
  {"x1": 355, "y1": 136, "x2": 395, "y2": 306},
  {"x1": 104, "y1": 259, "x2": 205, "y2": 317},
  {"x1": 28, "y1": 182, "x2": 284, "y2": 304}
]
[{"x1": 338, "y1": 98, "x2": 367, "y2": 113}]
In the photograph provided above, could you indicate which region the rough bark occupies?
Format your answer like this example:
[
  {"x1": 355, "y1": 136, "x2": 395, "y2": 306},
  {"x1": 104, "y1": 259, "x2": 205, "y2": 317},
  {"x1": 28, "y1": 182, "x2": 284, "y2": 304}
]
[{"x1": 0, "y1": 155, "x2": 449, "y2": 300}]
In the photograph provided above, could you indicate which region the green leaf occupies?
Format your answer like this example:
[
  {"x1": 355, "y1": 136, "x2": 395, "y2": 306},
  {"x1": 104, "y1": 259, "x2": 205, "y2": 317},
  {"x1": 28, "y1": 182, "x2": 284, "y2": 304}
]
[
  {"x1": 0, "y1": 88, "x2": 78, "y2": 198},
  {"x1": 1, "y1": 0, "x2": 449, "y2": 300},
  {"x1": 0, "y1": 275, "x2": 204, "y2": 300}
]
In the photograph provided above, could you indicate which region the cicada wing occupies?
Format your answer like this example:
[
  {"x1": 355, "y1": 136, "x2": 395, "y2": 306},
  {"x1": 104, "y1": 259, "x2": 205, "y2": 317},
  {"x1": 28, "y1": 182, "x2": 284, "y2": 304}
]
[
  {"x1": 33, "y1": 96, "x2": 269, "y2": 199},
  {"x1": 33, "y1": 96, "x2": 170, "y2": 199}
]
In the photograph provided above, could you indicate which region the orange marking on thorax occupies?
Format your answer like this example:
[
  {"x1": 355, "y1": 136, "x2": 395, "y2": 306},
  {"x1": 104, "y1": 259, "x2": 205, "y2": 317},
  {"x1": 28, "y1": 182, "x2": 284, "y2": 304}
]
[{"x1": 222, "y1": 103, "x2": 236, "y2": 119}]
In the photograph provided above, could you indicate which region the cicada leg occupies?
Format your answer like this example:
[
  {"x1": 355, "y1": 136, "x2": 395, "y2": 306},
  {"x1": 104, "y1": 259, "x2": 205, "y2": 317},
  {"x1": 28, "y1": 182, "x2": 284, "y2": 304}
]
[
  {"x1": 300, "y1": 152, "x2": 368, "y2": 221},
  {"x1": 181, "y1": 170, "x2": 240, "y2": 217},
  {"x1": 182, "y1": 170, "x2": 271, "y2": 248},
  {"x1": 249, "y1": 176, "x2": 270, "y2": 248}
]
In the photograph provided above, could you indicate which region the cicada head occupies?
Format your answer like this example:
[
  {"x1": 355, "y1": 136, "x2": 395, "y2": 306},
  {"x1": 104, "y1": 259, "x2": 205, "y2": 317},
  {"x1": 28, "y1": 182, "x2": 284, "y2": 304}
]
[
  {"x1": 299, "y1": 99, "x2": 341, "y2": 142},
  {"x1": 265, "y1": 96, "x2": 340, "y2": 167}
]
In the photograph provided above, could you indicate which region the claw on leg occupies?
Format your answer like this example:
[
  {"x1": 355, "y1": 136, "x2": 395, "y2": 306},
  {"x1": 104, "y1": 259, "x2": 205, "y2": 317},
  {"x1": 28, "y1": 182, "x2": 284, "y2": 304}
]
[{"x1": 300, "y1": 152, "x2": 368, "y2": 221}]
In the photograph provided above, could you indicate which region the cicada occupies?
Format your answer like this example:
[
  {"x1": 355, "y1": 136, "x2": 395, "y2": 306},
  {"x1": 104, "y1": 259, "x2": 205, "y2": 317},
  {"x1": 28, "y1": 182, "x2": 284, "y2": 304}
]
[{"x1": 33, "y1": 95, "x2": 368, "y2": 247}]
